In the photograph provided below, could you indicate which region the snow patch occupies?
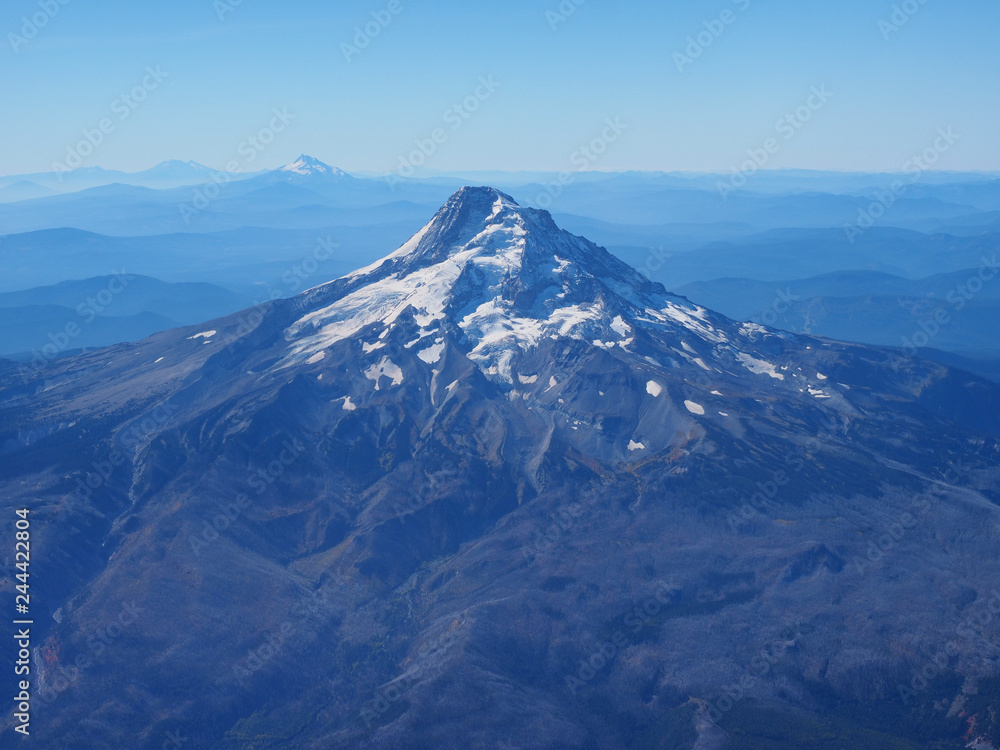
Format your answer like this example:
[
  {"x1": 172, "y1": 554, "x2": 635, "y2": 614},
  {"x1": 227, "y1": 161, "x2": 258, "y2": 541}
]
[
  {"x1": 364, "y1": 357, "x2": 404, "y2": 390},
  {"x1": 341, "y1": 396, "x2": 356, "y2": 411},
  {"x1": 518, "y1": 374, "x2": 538, "y2": 384},
  {"x1": 684, "y1": 400, "x2": 705, "y2": 415},
  {"x1": 307, "y1": 351, "x2": 326, "y2": 364},
  {"x1": 188, "y1": 330, "x2": 216, "y2": 340},
  {"x1": 362, "y1": 341, "x2": 386, "y2": 353},
  {"x1": 816, "y1": 373, "x2": 828, "y2": 380},
  {"x1": 628, "y1": 440, "x2": 645, "y2": 452},
  {"x1": 154, "y1": 357, "x2": 164, "y2": 364},
  {"x1": 611, "y1": 315, "x2": 631, "y2": 337},
  {"x1": 646, "y1": 380, "x2": 663, "y2": 397},
  {"x1": 417, "y1": 341, "x2": 445, "y2": 364},
  {"x1": 737, "y1": 353, "x2": 785, "y2": 380}
]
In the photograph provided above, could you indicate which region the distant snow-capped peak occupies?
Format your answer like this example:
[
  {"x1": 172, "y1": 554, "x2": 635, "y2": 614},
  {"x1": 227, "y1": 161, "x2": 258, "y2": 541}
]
[
  {"x1": 144, "y1": 160, "x2": 213, "y2": 175},
  {"x1": 278, "y1": 155, "x2": 347, "y2": 177}
]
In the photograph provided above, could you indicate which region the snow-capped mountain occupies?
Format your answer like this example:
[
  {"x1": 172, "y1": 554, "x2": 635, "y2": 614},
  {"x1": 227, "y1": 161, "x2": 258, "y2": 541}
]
[
  {"x1": 241, "y1": 154, "x2": 356, "y2": 197},
  {"x1": 278, "y1": 154, "x2": 349, "y2": 177},
  {"x1": 141, "y1": 159, "x2": 214, "y2": 180},
  {"x1": 3, "y1": 187, "x2": 999, "y2": 749},
  {"x1": 279, "y1": 187, "x2": 933, "y2": 461}
]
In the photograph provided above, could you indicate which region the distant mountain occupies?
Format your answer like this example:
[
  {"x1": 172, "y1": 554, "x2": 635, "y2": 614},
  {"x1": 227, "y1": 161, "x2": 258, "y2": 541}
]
[
  {"x1": 0, "y1": 275, "x2": 252, "y2": 358},
  {"x1": 0, "y1": 274, "x2": 250, "y2": 318},
  {"x1": 677, "y1": 269, "x2": 1000, "y2": 360},
  {"x1": 0, "y1": 180, "x2": 56, "y2": 203},
  {"x1": 677, "y1": 268, "x2": 1000, "y2": 318},
  {"x1": 3, "y1": 188, "x2": 999, "y2": 749},
  {"x1": 919, "y1": 348, "x2": 1000, "y2": 383},
  {"x1": 642, "y1": 227, "x2": 1000, "y2": 286},
  {"x1": 138, "y1": 159, "x2": 214, "y2": 181},
  {"x1": 278, "y1": 154, "x2": 350, "y2": 178},
  {"x1": 0, "y1": 228, "x2": 402, "y2": 293},
  {"x1": 241, "y1": 154, "x2": 357, "y2": 194},
  {"x1": 0, "y1": 160, "x2": 238, "y2": 193},
  {"x1": 0, "y1": 179, "x2": 444, "y2": 236},
  {"x1": 0, "y1": 304, "x2": 180, "y2": 360}
]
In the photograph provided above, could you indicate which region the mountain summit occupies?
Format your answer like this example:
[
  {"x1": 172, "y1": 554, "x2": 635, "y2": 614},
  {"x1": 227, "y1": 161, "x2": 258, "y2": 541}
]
[
  {"x1": 277, "y1": 154, "x2": 349, "y2": 177},
  {"x1": 3, "y1": 187, "x2": 1000, "y2": 748},
  {"x1": 287, "y1": 185, "x2": 700, "y2": 386}
]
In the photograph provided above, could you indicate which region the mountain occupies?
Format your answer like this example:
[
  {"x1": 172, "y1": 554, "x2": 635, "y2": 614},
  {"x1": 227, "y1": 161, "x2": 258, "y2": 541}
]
[
  {"x1": 0, "y1": 161, "x2": 235, "y2": 194},
  {"x1": 278, "y1": 154, "x2": 350, "y2": 178},
  {"x1": 0, "y1": 180, "x2": 56, "y2": 203},
  {"x1": 0, "y1": 275, "x2": 253, "y2": 358},
  {"x1": 0, "y1": 226, "x2": 417, "y2": 293},
  {"x1": 676, "y1": 270, "x2": 1000, "y2": 361},
  {"x1": 138, "y1": 159, "x2": 214, "y2": 182},
  {"x1": 0, "y1": 305, "x2": 180, "y2": 360},
  {"x1": 639, "y1": 227, "x2": 1000, "y2": 286},
  {"x1": 247, "y1": 155, "x2": 357, "y2": 194},
  {"x1": 0, "y1": 177, "x2": 449, "y2": 236},
  {"x1": 2, "y1": 188, "x2": 999, "y2": 749}
]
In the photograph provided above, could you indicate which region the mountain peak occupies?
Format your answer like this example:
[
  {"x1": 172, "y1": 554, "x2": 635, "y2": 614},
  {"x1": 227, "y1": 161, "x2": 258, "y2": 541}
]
[
  {"x1": 449, "y1": 185, "x2": 517, "y2": 206},
  {"x1": 151, "y1": 159, "x2": 208, "y2": 169},
  {"x1": 279, "y1": 155, "x2": 346, "y2": 177},
  {"x1": 141, "y1": 160, "x2": 212, "y2": 177},
  {"x1": 286, "y1": 186, "x2": 690, "y2": 383}
]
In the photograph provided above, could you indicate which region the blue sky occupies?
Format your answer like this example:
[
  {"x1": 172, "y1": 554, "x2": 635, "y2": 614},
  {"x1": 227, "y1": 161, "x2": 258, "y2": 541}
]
[{"x1": 2, "y1": 0, "x2": 999, "y2": 175}]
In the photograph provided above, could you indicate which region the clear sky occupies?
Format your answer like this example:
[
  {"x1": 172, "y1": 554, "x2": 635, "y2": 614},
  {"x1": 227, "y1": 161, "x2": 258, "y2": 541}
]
[{"x1": 2, "y1": 0, "x2": 999, "y2": 175}]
